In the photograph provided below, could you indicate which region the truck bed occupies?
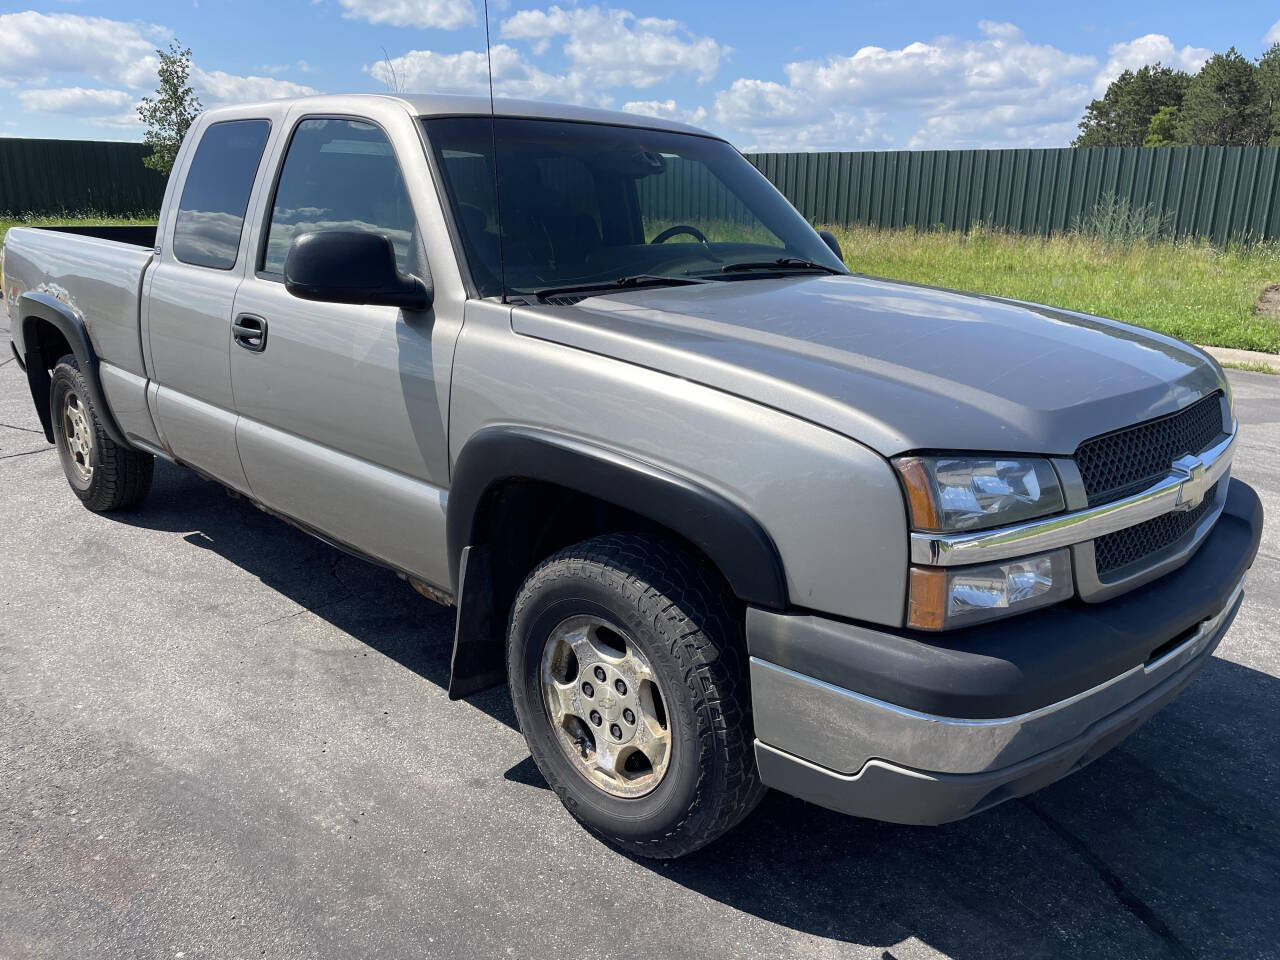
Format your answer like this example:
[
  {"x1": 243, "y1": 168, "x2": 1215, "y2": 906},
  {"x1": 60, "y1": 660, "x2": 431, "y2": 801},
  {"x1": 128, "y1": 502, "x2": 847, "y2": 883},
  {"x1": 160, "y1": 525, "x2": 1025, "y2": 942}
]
[
  {"x1": 3, "y1": 225, "x2": 155, "y2": 380},
  {"x1": 34, "y1": 224, "x2": 158, "y2": 247}
]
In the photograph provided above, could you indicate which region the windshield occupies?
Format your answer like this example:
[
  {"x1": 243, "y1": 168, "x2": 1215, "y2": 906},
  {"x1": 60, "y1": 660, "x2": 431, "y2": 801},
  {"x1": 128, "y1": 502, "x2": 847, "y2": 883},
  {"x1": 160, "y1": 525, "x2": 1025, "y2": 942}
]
[{"x1": 421, "y1": 116, "x2": 847, "y2": 298}]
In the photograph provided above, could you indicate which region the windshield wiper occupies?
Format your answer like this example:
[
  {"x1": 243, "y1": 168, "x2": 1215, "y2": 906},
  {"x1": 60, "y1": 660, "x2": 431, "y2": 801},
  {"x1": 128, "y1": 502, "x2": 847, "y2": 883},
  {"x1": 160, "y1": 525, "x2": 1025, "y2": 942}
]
[
  {"x1": 719, "y1": 257, "x2": 844, "y2": 276},
  {"x1": 533, "y1": 275, "x2": 705, "y2": 301}
]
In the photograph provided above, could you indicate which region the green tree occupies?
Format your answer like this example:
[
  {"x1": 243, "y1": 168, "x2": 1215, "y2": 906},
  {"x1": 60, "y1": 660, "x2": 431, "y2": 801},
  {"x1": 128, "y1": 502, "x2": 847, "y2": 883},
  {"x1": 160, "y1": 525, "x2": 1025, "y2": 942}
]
[
  {"x1": 1177, "y1": 47, "x2": 1267, "y2": 146},
  {"x1": 136, "y1": 41, "x2": 202, "y2": 175},
  {"x1": 1143, "y1": 104, "x2": 1181, "y2": 146},
  {"x1": 1258, "y1": 43, "x2": 1280, "y2": 144},
  {"x1": 1074, "y1": 64, "x2": 1190, "y2": 147}
]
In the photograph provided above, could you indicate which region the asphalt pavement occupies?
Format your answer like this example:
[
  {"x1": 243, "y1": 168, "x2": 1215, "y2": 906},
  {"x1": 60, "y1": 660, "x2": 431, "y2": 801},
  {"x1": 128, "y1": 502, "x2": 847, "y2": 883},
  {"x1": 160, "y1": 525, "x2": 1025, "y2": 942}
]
[{"x1": 2, "y1": 342, "x2": 1278, "y2": 960}]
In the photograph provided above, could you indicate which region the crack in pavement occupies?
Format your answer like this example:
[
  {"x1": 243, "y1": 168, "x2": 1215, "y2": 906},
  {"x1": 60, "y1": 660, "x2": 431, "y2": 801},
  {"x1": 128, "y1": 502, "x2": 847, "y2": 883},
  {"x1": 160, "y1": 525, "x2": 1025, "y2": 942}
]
[
  {"x1": 253, "y1": 553, "x2": 357, "y2": 628},
  {"x1": 0, "y1": 420, "x2": 44, "y2": 434},
  {"x1": 1022, "y1": 798, "x2": 1197, "y2": 960},
  {"x1": 0, "y1": 446, "x2": 53, "y2": 461}
]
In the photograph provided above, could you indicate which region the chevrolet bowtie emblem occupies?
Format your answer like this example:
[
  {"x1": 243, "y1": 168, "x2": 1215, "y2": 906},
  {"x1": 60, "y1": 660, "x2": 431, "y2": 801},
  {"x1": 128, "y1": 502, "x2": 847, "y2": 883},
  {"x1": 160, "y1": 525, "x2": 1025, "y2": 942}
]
[{"x1": 1172, "y1": 454, "x2": 1210, "y2": 511}]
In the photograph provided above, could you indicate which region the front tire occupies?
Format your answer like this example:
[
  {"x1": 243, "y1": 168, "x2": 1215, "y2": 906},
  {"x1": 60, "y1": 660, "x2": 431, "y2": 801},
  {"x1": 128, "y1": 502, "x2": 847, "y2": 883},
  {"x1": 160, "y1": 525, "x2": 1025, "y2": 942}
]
[
  {"x1": 49, "y1": 355, "x2": 153, "y2": 512},
  {"x1": 507, "y1": 534, "x2": 765, "y2": 859}
]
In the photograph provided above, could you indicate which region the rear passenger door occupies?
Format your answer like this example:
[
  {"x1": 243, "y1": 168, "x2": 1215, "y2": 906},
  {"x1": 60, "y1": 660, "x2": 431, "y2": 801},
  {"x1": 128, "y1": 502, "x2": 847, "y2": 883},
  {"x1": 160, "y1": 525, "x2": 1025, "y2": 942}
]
[
  {"x1": 229, "y1": 116, "x2": 454, "y2": 589},
  {"x1": 146, "y1": 118, "x2": 271, "y2": 489}
]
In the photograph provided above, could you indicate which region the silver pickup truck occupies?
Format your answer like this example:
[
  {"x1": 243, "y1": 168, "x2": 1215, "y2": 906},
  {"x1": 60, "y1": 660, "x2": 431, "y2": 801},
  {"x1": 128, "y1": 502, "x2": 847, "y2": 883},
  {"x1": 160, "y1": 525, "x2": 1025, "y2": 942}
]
[{"x1": 3, "y1": 94, "x2": 1263, "y2": 858}]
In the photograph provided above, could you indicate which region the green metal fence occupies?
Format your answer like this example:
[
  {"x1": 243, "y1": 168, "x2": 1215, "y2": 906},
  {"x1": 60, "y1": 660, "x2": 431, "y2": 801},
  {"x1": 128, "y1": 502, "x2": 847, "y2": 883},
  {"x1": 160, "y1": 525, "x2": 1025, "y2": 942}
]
[
  {"x1": 746, "y1": 146, "x2": 1280, "y2": 245},
  {"x1": 5, "y1": 136, "x2": 1280, "y2": 244},
  {"x1": 0, "y1": 138, "x2": 166, "y2": 217}
]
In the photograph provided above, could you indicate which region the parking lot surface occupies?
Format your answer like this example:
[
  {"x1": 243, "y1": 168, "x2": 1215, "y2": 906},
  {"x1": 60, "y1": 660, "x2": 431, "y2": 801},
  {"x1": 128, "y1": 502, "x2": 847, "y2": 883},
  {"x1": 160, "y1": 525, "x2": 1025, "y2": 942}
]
[{"x1": 2, "y1": 337, "x2": 1278, "y2": 959}]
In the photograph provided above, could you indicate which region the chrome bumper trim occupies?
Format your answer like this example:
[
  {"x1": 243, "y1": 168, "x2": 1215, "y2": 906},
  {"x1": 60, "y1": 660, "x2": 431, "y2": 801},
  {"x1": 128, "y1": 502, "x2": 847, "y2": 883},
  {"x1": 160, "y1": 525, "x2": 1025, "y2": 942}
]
[
  {"x1": 909, "y1": 421, "x2": 1236, "y2": 567},
  {"x1": 750, "y1": 576, "x2": 1244, "y2": 776}
]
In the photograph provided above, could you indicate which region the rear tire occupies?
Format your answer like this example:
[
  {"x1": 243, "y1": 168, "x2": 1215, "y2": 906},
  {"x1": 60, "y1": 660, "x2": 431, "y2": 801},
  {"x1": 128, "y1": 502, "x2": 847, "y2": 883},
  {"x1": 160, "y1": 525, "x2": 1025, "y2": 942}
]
[
  {"x1": 49, "y1": 355, "x2": 153, "y2": 512},
  {"x1": 507, "y1": 533, "x2": 765, "y2": 859}
]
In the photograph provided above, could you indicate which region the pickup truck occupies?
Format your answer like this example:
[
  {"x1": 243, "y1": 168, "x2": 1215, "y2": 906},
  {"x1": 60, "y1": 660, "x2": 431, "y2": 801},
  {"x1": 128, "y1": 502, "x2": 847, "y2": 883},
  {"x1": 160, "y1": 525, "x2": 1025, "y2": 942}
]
[{"x1": 3, "y1": 94, "x2": 1263, "y2": 858}]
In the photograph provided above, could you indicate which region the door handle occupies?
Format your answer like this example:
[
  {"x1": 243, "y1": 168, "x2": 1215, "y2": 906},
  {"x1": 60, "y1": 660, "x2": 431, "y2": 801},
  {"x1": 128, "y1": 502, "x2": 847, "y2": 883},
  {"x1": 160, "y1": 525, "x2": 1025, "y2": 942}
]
[{"x1": 232, "y1": 314, "x2": 268, "y2": 352}]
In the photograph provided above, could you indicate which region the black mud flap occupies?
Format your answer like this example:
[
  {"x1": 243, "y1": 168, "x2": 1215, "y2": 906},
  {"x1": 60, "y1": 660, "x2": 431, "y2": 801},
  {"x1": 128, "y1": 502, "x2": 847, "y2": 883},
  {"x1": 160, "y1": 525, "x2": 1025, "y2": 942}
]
[{"x1": 447, "y1": 544, "x2": 508, "y2": 699}]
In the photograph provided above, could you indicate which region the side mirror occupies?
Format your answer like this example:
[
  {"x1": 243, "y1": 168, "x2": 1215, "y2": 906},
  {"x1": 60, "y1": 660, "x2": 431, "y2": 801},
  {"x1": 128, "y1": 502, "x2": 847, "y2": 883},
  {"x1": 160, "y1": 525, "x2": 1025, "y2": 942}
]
[
  {"x1": 818, "y1": 229, "x2": 844, "y2": 264},
  {"x1": 284, "y1": 230, "x2": 432, "y2": 310}
]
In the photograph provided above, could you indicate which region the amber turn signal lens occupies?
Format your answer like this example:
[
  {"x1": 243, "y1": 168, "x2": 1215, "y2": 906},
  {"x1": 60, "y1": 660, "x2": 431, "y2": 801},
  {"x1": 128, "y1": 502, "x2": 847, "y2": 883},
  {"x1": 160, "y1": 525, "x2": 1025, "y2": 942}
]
[
  {"x1": 907, "y1": 566, "x2": 947, "y2": 630},
  {"x1": 894, "y1": 457, "x2": 940, "y2": 530}
]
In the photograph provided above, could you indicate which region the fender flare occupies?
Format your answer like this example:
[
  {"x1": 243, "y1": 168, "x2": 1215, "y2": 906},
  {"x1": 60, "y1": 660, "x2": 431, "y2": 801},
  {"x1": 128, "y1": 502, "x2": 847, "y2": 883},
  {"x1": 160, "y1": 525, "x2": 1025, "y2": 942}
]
[
  {"x1": 446, "y1": 425, "x2": 789, "y2": 609},
  {"x1": 18, "y1": 291, "x2": 130, "y2": 447}
]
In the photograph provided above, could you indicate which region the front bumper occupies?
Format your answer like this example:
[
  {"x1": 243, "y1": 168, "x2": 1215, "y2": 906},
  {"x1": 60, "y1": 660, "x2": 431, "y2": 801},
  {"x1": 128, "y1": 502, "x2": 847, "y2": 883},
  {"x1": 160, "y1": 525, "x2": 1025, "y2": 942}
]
[{"x1": 749, "y1": 477, "x2": 1263, "y2": 825}]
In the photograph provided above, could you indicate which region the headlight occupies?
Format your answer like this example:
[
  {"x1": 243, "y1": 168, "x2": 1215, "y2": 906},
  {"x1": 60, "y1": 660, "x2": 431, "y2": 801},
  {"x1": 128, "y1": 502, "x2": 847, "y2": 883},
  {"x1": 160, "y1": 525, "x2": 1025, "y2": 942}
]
[
  {"x1": 908, "y1": 550, "x2": 1073, "y2": 630},
  {"x1": 894, "y1": 456, "x2": 1064, "y2": 532}
]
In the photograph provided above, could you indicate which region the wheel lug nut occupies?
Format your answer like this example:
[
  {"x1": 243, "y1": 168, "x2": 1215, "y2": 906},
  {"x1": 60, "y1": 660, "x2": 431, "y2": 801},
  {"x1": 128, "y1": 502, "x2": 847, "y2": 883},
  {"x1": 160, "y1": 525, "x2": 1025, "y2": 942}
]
[
  {"x1": 614, "y1": 679, "x2": 627, "y2": 695},
  {"x1": 593, "y1": 666, "x2": 606, "y2": 682},
  {"x1": 582, "y1": 681, "x2": 594, "y2": 698},
  {"x1": 622, "y1": 708, "x2": 635, "y2": 724},
  {"x1": 589, "y1": 710, "x2": 602, "y2": 726},
  {"x1": 609, "y1": 723, "x2": 622, "y2": 740}
]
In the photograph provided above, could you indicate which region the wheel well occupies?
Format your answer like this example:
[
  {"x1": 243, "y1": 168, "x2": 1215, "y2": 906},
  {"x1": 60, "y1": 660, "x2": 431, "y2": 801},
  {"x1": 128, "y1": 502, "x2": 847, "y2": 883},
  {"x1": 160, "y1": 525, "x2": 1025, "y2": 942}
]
[
  {"x1": 27, "y1": 318, "x2": 72, "y2": 370},
  {"x1": 446, "y1": 478, "x2": 744, "y2": 699},
  {"x1": 18, "y1": 316, "x2": 75, "y2": 443},
  {"x1": 472, "y1": 478, "x2": 740, "y2": 628}
]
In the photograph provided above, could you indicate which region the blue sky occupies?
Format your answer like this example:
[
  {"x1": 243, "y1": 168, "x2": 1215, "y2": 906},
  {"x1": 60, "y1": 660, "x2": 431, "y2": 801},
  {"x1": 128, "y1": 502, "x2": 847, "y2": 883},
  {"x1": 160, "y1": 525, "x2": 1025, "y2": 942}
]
[{"x1": 1, "y1": 1, "x2": 1277, "y2": 149}]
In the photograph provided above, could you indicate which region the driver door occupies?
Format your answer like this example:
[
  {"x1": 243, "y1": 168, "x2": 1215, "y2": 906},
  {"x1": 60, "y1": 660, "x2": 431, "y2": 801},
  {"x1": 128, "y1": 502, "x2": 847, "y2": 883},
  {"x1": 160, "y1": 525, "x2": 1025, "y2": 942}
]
[{"x1": 230, "y1": 115, "x2": 454, "y2": 588}]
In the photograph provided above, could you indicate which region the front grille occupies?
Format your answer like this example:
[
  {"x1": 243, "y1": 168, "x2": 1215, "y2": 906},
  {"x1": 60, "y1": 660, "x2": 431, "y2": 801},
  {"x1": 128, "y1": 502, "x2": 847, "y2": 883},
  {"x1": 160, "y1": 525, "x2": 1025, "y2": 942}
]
[
  {"x1": 1093, "y1": 481, "x2": 1219, "y2": 579},
  {"x1": 1075, "y1": 393, "x2": 1224, "y2": 506}
]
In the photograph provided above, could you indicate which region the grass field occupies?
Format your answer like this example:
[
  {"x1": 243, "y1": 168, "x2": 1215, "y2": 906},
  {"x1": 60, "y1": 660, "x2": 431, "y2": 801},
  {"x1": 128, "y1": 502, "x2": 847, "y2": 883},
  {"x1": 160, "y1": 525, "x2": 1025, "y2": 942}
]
[
  {"x1": 0, "y1": 214, "x2": 156, "y2": 246},
  {"x1": 828, "y1": 225, "x2": 1280, "y2": 354}
]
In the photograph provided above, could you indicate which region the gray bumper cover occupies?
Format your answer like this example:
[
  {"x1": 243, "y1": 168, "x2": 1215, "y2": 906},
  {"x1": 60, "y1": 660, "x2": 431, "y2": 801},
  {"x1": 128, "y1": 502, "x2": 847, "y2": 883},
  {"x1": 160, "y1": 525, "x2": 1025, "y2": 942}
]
[{"x1": 752, "y1": 580, "x2": 1242, "y2": 825}]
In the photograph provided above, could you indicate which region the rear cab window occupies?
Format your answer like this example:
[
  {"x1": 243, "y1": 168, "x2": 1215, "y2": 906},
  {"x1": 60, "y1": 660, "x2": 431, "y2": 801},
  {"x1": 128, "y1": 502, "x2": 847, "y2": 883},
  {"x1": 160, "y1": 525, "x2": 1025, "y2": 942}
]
[{"x1": 172, "y1": 119, "x2": 272, "y2": 270}]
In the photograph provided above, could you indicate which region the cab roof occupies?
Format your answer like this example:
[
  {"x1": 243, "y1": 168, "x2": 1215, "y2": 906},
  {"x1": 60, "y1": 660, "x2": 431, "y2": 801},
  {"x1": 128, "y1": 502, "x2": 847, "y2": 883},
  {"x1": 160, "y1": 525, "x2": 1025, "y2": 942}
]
[{"x1": 198, "y1": 93, "x2": 720, "y2": 140}]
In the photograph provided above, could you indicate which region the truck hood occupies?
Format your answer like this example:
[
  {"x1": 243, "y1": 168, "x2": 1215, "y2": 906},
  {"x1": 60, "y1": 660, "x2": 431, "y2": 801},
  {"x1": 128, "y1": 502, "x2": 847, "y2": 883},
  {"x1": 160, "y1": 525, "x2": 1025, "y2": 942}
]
[{"x1": 510, "y1": 274, "x2": 1227, "y2": 456}]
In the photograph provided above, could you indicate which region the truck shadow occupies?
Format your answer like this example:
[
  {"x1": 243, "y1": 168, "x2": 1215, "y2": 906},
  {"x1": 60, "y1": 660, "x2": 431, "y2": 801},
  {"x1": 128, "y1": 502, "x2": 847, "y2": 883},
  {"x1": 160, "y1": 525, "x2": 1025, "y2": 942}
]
[
  {"x1": 637, "y1": 650, "x2": 1280, "y2": 958},
  {"x1": 108, "y1": 460, "x2": 520, "y2": 732},
  {"x1": 109, "y1": 460, "x2": 1280, "y2": 958}
]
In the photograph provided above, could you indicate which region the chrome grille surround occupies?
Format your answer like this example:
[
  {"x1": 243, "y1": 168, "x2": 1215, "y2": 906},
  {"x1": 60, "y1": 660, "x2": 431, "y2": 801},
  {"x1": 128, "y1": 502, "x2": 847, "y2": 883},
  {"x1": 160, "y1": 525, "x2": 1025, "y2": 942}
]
[{"x1": 1093, "y1": 480, "x2": 1219, "y2": 580}]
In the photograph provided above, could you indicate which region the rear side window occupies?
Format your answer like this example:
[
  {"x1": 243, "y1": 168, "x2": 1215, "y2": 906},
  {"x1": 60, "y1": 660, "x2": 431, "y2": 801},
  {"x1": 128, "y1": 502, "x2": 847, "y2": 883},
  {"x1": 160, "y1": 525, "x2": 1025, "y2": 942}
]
[
  {"x1": 261, "y1": 118, "x2": 415, "y2": 276},
  {"x1": 172, "y1": 119, "x2": 271, "y2": 270}
]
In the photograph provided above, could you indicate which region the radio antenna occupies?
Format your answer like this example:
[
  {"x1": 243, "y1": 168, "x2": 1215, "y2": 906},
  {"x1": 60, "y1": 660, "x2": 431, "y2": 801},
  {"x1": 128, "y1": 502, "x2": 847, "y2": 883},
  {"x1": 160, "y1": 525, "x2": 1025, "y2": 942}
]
[{"x1": 483, "y1": 0, "x2": 507, "y2": 303}]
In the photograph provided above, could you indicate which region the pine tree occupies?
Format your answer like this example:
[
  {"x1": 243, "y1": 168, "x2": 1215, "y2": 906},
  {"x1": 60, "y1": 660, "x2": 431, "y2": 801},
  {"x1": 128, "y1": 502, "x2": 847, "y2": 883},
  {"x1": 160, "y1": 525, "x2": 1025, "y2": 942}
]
[
  {"x1": 1177, "y1": 48, "x2": 1267, "y2": 146},
  {"x1": 1074, "y1": 64, "x2": 1190, "y2": 147},
  {"x1": 1258, "y1": 43, "x2": 1280, "y2": 144}
]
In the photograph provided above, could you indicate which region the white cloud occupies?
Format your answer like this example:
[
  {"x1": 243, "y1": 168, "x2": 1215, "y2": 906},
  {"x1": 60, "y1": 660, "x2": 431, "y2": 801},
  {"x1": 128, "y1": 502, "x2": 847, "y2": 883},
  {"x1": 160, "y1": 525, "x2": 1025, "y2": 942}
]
[
  {"x1": 501, "y1": 5, "x2": 725, "y2": 88},
  {"x1": 368, "y1": 44, "x2": 591, "y2": 103},
  {"x1": 0, "y1": 11, "x2": 165, "y2": 87},
  {"x1": 338, "y1": 0, "x2": 475, "y2": 30},
  {"x1": 17, "y1": 86, "x2": 134, "y2": 114},
  {"x1": 621, "y1": 99, "x2": 708, "y2": 126},
  {"x1": 192, "y1": 68, "x2": 318, "y2": 106},
  {"x1": 1092, "y1": 34, "x2": 1211, "y2": 95},
  {"x1": 1264, "y1": 19, "x2": 1280, "y2": 46},
  {"x1": 711, "y1": 21, "x2": 1099, "y2": 150}
]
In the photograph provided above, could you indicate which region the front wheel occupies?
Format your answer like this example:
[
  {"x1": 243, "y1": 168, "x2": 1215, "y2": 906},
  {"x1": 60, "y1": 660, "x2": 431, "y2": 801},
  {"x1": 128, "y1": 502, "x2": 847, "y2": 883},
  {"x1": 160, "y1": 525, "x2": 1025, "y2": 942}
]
[{"x1": 507, "y1": 534, "x2": 765, "y2": 858}]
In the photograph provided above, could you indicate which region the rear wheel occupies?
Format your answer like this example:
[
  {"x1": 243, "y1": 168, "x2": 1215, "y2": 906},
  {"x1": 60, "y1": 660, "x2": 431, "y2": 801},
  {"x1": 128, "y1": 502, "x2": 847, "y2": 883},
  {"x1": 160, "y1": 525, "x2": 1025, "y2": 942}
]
[
  {"x1": 49, "y1": 355, "x2": 153, "y2": 512},
  {"x1": 507, "y1": 533, "x2": 765, "y2": 858}
]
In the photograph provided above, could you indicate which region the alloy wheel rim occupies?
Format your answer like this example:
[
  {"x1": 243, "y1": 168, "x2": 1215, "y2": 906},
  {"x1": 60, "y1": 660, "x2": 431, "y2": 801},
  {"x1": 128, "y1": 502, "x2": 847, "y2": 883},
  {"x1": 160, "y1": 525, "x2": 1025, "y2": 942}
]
[
  {"x1": 61, "y1": 392, "x2": 93, "y2": 483},
  {"x1": 540, "y1": 615, "x2": 671, "y2": 799}
]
